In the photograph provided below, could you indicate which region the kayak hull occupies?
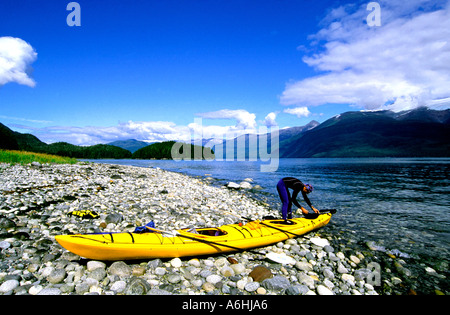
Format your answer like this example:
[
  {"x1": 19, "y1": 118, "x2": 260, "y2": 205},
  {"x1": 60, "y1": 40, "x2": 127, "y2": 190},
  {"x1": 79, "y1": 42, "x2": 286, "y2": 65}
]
[{"x1": 55, "y1": 214, "x2": 332, "y2": 260}]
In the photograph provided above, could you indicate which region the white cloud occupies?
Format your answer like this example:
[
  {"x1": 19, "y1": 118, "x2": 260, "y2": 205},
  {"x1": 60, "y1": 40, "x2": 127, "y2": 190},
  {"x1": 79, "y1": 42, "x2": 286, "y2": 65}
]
[
  {"x1": 196, "y1": 109, "x2": 257, "y2": 130},
  {"x1": 13, "y1": 121, "x2": 189, "y2": 146},
  {"x1": 0, "y1": 37, "x2": 37, "y2": 87},
  {"x1": 13, "y1": 109, "x2": 265, "y2": 146},
  {"x1": 283, "y1": 107, "x2": 311, "y2": 118},
  {"x1": 190, "y1": 109, "x2": 263, "y2": 140},
  {"x1": 187, "y1": 122, "x2": 235, "y2": 140},
  {"x1": 0, "y1": 115, "x2": 52, "y2": 124},
  {"x1": 121, "y1": 121, "x2": 188, "y2": 140},
  {"x1": 281, "y1": 0, "x2": 450, "y2": 112},
  {"x1": 263, "y1": 112, "x2": 278, "y2": 127}
]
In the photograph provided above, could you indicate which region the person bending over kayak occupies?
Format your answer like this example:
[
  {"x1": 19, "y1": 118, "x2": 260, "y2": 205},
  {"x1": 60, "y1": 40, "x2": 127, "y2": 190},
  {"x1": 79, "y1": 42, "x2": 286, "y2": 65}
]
[{"x1": 277, "y1": 177, "x2": 319, "y2": 220}]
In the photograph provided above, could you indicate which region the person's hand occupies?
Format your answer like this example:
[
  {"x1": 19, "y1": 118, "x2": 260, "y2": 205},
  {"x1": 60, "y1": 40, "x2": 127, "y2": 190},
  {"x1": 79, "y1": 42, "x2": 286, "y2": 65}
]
[
  {"x1": 312, "y1": 206, "x2": 320, "y2": 214},
  {"x1": 300, "y1": 207, "x2": 308, "y2": 214}
]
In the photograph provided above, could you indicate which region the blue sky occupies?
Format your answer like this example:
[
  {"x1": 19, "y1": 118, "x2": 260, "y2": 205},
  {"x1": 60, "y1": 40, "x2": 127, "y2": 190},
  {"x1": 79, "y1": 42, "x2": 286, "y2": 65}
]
[{"x1": 1, "y1": 0, "x2": 449, "y2": 145}]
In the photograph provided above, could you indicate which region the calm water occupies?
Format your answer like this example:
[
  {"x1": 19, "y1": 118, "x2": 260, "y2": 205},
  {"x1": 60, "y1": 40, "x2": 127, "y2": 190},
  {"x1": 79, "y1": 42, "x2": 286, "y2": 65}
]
[{"x1": 87, "y1": 158, "x2": 450, "y2": 262}]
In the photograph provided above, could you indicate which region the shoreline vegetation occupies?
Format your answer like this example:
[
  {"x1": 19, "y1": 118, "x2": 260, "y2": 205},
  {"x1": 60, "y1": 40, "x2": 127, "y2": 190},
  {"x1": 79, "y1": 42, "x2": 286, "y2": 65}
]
[
  {"x1": 1, "y1": 122, "x2": 213, "y2": 160},
  {"x1": 0, "y1": 150, "x2": 78, "y2": 165},
  {"x1": 0, "y1": 139, "x2": 214, "y2": 163}
]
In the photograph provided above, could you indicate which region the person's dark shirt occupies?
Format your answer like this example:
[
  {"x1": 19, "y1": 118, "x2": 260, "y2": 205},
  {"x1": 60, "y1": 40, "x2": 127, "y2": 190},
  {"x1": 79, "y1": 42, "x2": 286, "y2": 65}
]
[{"x1": 281, "y1": 177, "x2": 313, "y2": 209}]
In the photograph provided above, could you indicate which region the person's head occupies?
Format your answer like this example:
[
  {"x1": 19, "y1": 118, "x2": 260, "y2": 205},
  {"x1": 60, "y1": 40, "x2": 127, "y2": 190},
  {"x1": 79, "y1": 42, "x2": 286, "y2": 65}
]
[{"x1": 303, "y1": 184, "x2": 313, "y2": 194}]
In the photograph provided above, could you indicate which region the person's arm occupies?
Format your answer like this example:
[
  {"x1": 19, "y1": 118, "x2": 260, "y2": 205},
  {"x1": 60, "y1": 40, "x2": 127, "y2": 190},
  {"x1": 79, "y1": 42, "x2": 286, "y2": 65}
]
[
  {"x1": 302, "y1": 191, "x2": 319, "y2": 213},
  {"x1": 292, "y1": 190, "x2": 311, "y2": 214},
  {"x1": 292, "y1": 189, "x2": 302, "y2": 208}
]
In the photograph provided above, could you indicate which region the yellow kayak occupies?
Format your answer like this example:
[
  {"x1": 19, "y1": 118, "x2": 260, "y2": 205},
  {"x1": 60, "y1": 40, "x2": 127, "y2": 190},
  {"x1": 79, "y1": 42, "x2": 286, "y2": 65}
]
[{"x1": 55, "y1": 213, "x2": 332, "y2": 260}]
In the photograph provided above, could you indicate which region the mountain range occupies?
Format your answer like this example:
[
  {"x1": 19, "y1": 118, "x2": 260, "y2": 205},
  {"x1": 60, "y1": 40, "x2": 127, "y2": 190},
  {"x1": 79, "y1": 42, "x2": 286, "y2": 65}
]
[
  {"x1": 107, "y1": 139, "x2": 151, "y2": 153},
  {"x1": 1, "y1": 107, "x2": 449, "y2": 158},
  {"x1": 280, "y1": 107, "x2": 450, "y2": 157}
]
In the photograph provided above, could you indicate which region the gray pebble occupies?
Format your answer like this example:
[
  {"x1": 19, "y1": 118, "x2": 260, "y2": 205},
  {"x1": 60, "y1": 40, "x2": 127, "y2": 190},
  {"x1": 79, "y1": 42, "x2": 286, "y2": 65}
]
[
  {"x1": 75, "y1": 282, "x2": 90, "y2": 295},
  {"x1": 0, "y1": 280, "x2": 19, "y2": 293},
  {"x1": 0, "y1": 241, "x2": 11, "y2": 250},
  {"x1": 47, "y1": 268, "x2": 66, "y2": 284},
  {"x1": 38, "y1": 288, "x2": 62, "y2": 295},
  {"x1": 126, "y1": 278, "x2": 151, "y2": 295},
  {"x1": 337, "y1": 263, "x2": 349, "y2": 274},
  {"x1": 109, "y1": 261, "x2": 132, "y2": 277},
  {"x1": 110, "y1": 280, "x2": 127, "y2": 293},
  {"x1": 148, "y1": 288, "x2": 173, "y2": 295},
  {"x1": 90, "y1": 268, "x2": 107, "y2": 281},
  {"x1": 262, "y1": 276, "x2": 290, "y2": 292},
  {"x1": 167, "y1": 274, "x2": 182, "y2": 284},
  {"x1": 244, "y1": 282, "x2": 260, "y2": 292},
  {"x1": 323, "y1": 268, "x2": 335, "y2": 280}
]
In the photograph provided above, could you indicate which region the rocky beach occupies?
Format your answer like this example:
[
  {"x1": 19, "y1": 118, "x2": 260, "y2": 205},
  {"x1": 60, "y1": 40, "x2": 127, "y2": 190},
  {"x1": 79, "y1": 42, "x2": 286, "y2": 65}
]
[{"x1": 0, "y1": 162, "x2": 447, "y2": 296}]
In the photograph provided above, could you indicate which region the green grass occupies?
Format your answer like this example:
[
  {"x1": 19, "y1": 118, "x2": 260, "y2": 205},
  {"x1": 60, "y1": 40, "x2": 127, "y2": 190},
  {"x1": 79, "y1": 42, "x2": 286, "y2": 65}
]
[{"x1": 0, "y1": 150, "x2": 78, "y2": 165}]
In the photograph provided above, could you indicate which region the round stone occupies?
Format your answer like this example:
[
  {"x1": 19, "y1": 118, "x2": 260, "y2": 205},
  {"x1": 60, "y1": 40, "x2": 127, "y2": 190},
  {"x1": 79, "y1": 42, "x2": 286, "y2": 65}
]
[
  {"x1": 47, "y1": 269, "x2": 67, "y2": 284},
  {"x1": 87, "y1": 261, "x2": 107, "y2": 271},
  {"x1": 206, "y1": 274, "x2": 222, "y2": 285},
  {"x1": 167, "y1": 274, "x2": 182, "y2": 284},
  {"x1": 0, "y1": 280, "x2": 19, "y2": 293},
  {"x1": 170, "y1": 258, "x2": 182, "y2": 268},
  {"x1": 110, "y1": 281, "x2": 127, "y2": 293},
  {"x1": 108, "y1": 261, "x2": 132, "y2": 277},
  {"x1": 245, "y1": 282, "x2": 260, "y2": 292},
  {"x1": 317, "y1": 285, "x2": 334, "y2": 295},
  {"x1": 202, "y1": 282, "x2": 215, "y2": 292}
]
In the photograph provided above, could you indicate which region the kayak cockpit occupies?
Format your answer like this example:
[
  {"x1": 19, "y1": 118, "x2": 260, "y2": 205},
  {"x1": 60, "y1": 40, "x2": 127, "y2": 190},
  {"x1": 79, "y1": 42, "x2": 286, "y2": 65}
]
[{"x1": 181, "y1": 227, "x2": 228, "y2": 237}]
